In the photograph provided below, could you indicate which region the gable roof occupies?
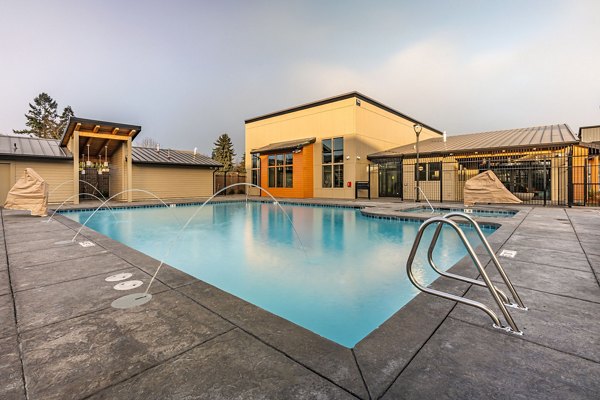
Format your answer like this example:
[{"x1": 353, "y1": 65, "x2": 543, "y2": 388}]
[
  {"x1": 245, "y1": 91, "x2": 443, "y2": 135},
  {"x1": 368, "y1": 124, "x2": 577, "y2": 159}
]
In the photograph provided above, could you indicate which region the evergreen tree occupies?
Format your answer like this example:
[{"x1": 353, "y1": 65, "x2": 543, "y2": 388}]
[
  {"x1": 212, "y1": 133, "x2": 236, "y2": 171},
  {"x1": 13, "y1": 93, "x2": 75, "y2": 139},
  {"x1": 234, "y1": 152, "x2": 246, "y2": 173},
  {"x1": 57, "y1": 105, "x2": 75, "y2": 135}
]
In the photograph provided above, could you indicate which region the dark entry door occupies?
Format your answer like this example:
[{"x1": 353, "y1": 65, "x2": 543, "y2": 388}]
[{"x1": 378, "y1": 161, "x2": 402, "y2": 197}]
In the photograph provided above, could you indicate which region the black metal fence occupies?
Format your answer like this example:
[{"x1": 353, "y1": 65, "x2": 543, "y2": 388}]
[
  {"x1": 79, "y1": 168, "x2": 110, "y2": 198},
  {"x1": 375, "y1": 146, "x2": 600, "y2": 207}
]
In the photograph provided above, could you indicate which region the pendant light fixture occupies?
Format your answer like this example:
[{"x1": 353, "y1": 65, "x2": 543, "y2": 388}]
[{"x1": 86, "y1": 144, "x2": 91, "y2": 166}]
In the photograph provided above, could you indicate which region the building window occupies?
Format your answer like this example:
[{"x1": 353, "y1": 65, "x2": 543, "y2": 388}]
[
  {"x1": 414, "y1": 162, "x2": 441, "y2": 181},
  {"x1": 251, "y1": 154, "x2": 260, "y2": 186},
  {"x1": 322, "y1": 137, "x2": 344, "y2": 188},
  {"x1": 267, "y1": 152, "x2": 293, "y2": 188},
  {"x1": 428, "y1": 162, "x2": 441, "y2": 181}
]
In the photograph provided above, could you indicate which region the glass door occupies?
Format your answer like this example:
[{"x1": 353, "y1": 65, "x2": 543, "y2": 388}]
[{"x1": 378, "y1": 160, "x2": 402, "y2": 197}]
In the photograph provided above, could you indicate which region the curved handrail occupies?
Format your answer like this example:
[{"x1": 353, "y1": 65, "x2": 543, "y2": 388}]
[
  {"x1": 426, "y1": 227, "x2": 511, "y2": 305},
  {"x1": 437, "y1": 212, "x2": 526, "y2": 310},
  {"x1": 414, "y1": 186, "x2": 434, "y2": 213},
  {"x1": 406, "y1": 216, "x2": 522, "y2": 334}
]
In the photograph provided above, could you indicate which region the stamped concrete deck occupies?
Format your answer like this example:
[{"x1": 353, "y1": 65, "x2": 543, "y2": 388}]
[{"x1": 1, "y1": 200, "x2": 599, "y2": 399}]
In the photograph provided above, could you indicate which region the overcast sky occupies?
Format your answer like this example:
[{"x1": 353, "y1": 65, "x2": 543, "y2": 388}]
[{"x1": 0, "y1": 0, "x2": 598, "y2": 158}]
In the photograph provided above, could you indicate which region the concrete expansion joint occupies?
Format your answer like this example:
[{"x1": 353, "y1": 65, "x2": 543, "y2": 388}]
[{"x1": 1, "y1": 208, "x2": 29, "y2": 400}]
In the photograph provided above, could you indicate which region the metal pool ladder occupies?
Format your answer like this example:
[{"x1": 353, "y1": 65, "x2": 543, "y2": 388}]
[{"x1": 406, "y1": 212, "x2": 527, "y2": 335}]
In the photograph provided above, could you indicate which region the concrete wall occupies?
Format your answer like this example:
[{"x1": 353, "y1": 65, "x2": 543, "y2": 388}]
[{"x1": 131, "y1": 165, "x2": 214, "y2": 200}]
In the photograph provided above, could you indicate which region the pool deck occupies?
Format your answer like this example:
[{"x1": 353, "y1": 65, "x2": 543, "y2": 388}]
[{"x1": 1, "y1": 199, "x2": 599, "y2": 399}]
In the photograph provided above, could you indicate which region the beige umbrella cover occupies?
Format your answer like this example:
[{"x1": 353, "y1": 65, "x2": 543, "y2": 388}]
[
  {"x1": 4, "y1": 168, "x2": 49, "y2": 216},
  {"x1": 464, "y1": 170, "x2": 522, "y2": 206}
]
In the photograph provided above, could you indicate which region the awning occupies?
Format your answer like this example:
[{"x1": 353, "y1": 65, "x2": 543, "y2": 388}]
[{"x1": 250, "y1": 137, "x2": 316, "y2": 154}]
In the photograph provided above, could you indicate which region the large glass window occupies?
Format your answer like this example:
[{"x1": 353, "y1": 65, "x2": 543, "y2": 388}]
[
  {"x1": 322, "y1": 137, "x2": 344, "y2": 188},
  {"x1": 414, "y1": 162, "x2": 440, "y2": 181},
  {"x1": 267, "y1": 152, "x2": 293, "y2": 188},
  {"x1": 428, "y1": 162, "x2": 441, "y2": 181},
  {"x1": 251, "y1": 154, "x2": 260, "y2": 185}
]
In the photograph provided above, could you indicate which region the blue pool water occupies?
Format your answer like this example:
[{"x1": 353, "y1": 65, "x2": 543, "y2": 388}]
[{"x1": 65, "y1": 202, "x2": 496, "y2": 347}]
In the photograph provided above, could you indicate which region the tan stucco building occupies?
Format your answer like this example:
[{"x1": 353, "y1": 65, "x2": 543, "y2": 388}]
[{"x1": 245, "y1": 92, "x2": 442, "y2": 199}]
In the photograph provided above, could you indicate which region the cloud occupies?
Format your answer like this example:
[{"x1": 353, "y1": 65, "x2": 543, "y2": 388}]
[{"x1": 287, "y1": 3, "x2": 600, "y2": 135}]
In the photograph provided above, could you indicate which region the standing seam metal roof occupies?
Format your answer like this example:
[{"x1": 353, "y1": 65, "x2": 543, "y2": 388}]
[
  {"x1": 368, "y1": 124, "x2": 578, "y2": 159},
  {"x1": 0, "y1": 136, "x2": 222, "y2": 167},
  {"x1": 0, "y1": 136, "x2": 71, "y2": 159},
  {"x1": 131, "y1": 147, "x2": 222, "y2": 167}
]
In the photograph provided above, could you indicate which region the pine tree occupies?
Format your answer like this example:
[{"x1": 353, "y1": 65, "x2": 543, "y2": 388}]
[
  {"x1": 212, "y1": 133, "x2": 236, "y2": 172},
  {"x1": 57, "y1": 105, "x2": 75, "y2": 136},
  {"x1": 13, "y1": 93, "x2": 75, "y2": 139}
]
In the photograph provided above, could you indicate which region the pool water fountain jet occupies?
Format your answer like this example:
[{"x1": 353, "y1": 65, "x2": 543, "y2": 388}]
[
  {"x1": 70, "y1": 188, "x2": 182, "y2": 243},
  {"x1": 113, "y1": 183, "x2": 306, "y2": 309},
  {"x1": 48, "y1": 179, "x2": 111, "y2": 204},
  {"x1": 47, "y1": 192, "x2": 118, "y2": 225}
]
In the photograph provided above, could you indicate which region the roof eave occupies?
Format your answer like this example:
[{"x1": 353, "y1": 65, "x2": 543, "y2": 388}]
[
  {"x1": 250, "y1": 138, "x2": 316, "y2": 154},
  {"x1": 0, "y1": 153, "x2": 72, "y2": 160},
  {"x1": 132, "y1": 160, "x2": 222, "y2": 168},
  {"x1": 369, "y1": 141, "x2": 579, "y2": 159},
  {"x1": 60, "y1": 117, "x2": 143, "y2": 146}
]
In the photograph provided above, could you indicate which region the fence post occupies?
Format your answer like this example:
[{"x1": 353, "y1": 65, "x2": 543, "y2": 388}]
[
  {"x1": 567, "y1": 148, "x2": 573, "y2": 208},
  {"x1": 439, "y1": 161, "x2": 443, "y2": 203},
  {"x1": 584, "y1": 157, "x2": 588, "y2": 206},
  {"x1": 543, "y1": 157, "x2": 547, "y2": 206}
]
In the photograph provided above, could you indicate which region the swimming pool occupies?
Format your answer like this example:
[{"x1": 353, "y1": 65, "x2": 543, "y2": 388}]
[
  {"x1": 403, "y1": 206, "x2": 517, "y2": 218},
  {"x1": 64, "y1": 202, "x2": 496, "y2": 347}
]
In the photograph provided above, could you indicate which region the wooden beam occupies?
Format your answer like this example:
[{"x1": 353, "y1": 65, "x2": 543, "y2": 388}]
[
  {"x1": 127, "y1": 137, "x2": 133, "y2": 202},
  {"x1": 74, "y1": 122, "x2": 82, "y2": 132},
  {"x1": 73, "y1": 130, "x2": 80, "y2": 205},
  {"x1": 128, "y1": 129, "x2": 137, "y2": 137},
  {"x1": 82, "y1": 137, "x2": 91, "y2": 148},
  {"x1": 93, "y1": 125, "x2": 101, "y2": 133},
  {"x1": 111, "y1": 127, "x2": 120, "y2": 135},
  {"x1": 79, "y1": 132, "x2": 129, "y2": 141}
]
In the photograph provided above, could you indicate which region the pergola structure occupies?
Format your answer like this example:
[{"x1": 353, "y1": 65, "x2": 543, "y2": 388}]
[{"x1": 60, "y1": 117, "x2": 141, "y2": 204}]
